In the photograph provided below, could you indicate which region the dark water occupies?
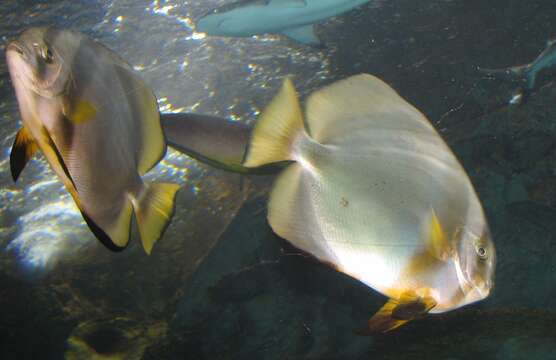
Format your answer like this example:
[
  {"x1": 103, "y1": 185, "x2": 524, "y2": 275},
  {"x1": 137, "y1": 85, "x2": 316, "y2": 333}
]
[{"x1": 1, "y1": 0, "x2": 556, "y2": 359}]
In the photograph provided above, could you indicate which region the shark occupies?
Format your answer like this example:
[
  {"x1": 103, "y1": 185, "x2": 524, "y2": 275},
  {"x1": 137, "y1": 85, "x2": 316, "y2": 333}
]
[
  {"x1": 196, "y1": 0, "x2": 372, "y2": 45},
  {"x1": 478, "y1": 39, "x2": 556, "y2": 102}
]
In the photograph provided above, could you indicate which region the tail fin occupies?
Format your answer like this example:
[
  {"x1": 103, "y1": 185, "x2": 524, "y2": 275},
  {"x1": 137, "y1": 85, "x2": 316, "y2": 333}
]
[
  {"x1": 131, "y1": 182, "x2": 180, "y2": 254},
  {"x1": 478, "y1": 64, "x2": 534, "y2": 90},
  {"x1": 524, "y1": 68, "x2": 538, "y2": 90},
  {"x1": 243, "y1": 78, "x2": 305, "y2": 168}
]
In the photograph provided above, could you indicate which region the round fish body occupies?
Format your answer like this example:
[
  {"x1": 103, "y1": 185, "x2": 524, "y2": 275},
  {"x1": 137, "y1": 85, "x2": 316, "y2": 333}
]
[
  {"x1": 6, "y1": 28, "x2": 179, "y2": 253},
  {"x1": 290, "y1": 114, "x2": 487, "y2": 313},
  {"x1": 243, "y1": 74, "x2": 496, "y2": 332}
]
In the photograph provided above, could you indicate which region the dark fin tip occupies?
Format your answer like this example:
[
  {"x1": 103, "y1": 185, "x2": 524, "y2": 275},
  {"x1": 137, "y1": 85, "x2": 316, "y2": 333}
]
[
  {"x1": 10, "y1": 132, "x2": 30, "y2": 182},
  {"x1": 10, "y1": 152, "x2": 23, "y2": 182},
  {"x1": 81, "y1": 211, "x2": 126, "y2": 252}
]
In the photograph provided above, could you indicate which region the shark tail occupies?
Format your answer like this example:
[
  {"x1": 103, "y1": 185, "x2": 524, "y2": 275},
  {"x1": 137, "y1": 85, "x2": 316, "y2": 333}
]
[{"x1": 478, "y1": 64, "x2": 536, "y2": 91}]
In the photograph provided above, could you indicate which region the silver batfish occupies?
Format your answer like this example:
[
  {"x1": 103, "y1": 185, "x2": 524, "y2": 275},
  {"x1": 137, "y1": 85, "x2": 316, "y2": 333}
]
[
  {"x1": 6, "y1": 28, "x2": 180, "y2": 254},
  {"x1": 243, "y1": 74, "x2": 496, "y2": 332}
]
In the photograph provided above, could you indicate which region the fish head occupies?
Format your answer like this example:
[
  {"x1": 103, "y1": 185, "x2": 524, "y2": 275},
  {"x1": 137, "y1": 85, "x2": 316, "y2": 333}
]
[
  {"x1": 6, "y1": 27, "x2": 77, "y2": 99},
  {"x1": 453, "y1": 224, "x2": 496, "y2": 307}
]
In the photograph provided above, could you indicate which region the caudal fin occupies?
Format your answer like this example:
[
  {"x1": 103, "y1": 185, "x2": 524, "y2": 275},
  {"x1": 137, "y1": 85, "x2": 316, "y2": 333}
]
[
  {"x1": 478, "y1": 64, "x2": 535, "y2": 90},
  {"x1": 243, "y1": 78, "x2": 305, "y2": 168},
  {"x1": 132, "y1": 182, "x2": 180, "y2": 254}
]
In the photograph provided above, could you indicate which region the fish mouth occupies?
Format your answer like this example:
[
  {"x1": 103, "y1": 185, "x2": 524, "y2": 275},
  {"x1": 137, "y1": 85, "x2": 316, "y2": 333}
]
[
  {"x1": 463, "y1": 283, "x2": 490, "y2": 305},
  {"x1": 454, "y1": 256, "x2": 491, "y2": 304},
  {"x1": 6, "y1": 41, "x2": 34, "y2": 86},
  {"x1": 474, "y1": 284, "x2": 490, "y2": 298},
  {"x1": 7, "y1": 41, "x2": 26, "y2": 57}
]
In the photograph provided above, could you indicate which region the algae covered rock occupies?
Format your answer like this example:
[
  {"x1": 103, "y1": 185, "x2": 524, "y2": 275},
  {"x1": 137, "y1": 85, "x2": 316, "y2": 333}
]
[{"x1": 66, "y1": 317, "x2": 166, "y2": 360}]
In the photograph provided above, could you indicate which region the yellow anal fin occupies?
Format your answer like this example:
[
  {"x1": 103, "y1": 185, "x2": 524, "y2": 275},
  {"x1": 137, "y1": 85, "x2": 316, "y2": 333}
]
[
  {"x1": 426, "y1": 209, "x2": 453, "y2": 262},
  {"x1": 366, "y1": 290, "x2": 437, "y2": 333},
  {"x1": 10, "y1": 127, "x2": 38, "y2": 182},
  {"x1": 132, "y1": 182, "x2": 181, "y2": 255}
]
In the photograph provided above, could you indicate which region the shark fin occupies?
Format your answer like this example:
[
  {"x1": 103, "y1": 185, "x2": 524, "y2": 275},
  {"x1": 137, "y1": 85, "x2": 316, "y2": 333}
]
[
  {"x1": 282, "y1": 24, "x2": 320, "y2": 45},
  {"x1": 478, "y1": 64, "x2": 534, "y2": 91},
  {"x1": 10, "y1": 127, "x2": 38, "y2": 182}
]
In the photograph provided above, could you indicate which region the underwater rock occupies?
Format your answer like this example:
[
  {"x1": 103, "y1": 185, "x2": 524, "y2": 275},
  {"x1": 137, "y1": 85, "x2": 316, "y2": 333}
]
[
  {"x1": 162, "y1": 194, "x2": 380, "y2": 359},
  {"x1": 505, "y1": 200, "x2": 556, "y2": 231},
  {"x1": 527, "y1": 176, "x2": 556, "y2": 206},
  {"x1": 66, "y1": 317, "x2": 166, "y2": 360},
  {"x1": 370, "y1": 308, "x2": 556, "y2": 360},
  {"x1": 155, "y1": 193, "x2": 556, "y2": 359},
  {"x1": 0, "y1": 171, "x2": 251, "y2": 359},
  {"x1": 3, "y1": 0, "x2": 556, "y2": 358}
]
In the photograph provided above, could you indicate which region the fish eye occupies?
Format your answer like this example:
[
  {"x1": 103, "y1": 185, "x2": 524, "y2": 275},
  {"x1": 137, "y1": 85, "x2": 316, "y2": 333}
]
[
  {"x1": 476, "y1": 246, "x2": 487, "y2": 260},
  {"x1": 41, "y1": 47, "x2": 54, "y2": 63}
]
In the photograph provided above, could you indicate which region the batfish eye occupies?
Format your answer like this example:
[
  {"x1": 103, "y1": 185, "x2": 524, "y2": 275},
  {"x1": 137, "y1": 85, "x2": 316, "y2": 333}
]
[
  {"x1": 476, "y1": 246, "x2": 487, "y2": 260},
  {"x1": 41, "y1": 47, "x2": 54, "y2": 63}
]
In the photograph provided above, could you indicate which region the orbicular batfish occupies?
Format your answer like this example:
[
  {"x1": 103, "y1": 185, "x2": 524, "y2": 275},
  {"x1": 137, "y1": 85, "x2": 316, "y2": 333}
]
[
  {"x1": 196, "y1": 0, "x2": 372, "y2": 45},
  {"x1": 243, "y1": 74, "x2": 496, "y2": 332},
  {"x1": 6, "y1": 28, "x2": 180, "y2": 254}
]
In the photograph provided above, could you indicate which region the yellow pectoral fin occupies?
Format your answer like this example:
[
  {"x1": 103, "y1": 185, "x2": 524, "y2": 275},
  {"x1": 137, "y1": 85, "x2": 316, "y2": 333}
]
[
  {"x1": 366, "y1": 290, "x2": 437, "y2": 333},
  {"x1": 426, "y1": 209, "x2": 453, "y2": 261},
  {"x1": 67, "y1": 100, "x2": 97, "y2": 124},
  {"x1": 10, "y1": 127, "x2": 38, "y2": 182}
]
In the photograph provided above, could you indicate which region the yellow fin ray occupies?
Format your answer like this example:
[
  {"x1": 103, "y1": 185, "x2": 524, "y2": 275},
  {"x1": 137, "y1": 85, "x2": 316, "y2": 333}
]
[
  {"x1": 366, "y1": 290, "x2": 437, "y2": 333},
  {"x1": 426, "y1": 209, "x2": 453, "y2": 262},
  {"x1": 132, "y1": 182, "x2": 180, "y2": 254},
  {"x1": 243, "y1": 78, "x2": 305, "y2": 168}
]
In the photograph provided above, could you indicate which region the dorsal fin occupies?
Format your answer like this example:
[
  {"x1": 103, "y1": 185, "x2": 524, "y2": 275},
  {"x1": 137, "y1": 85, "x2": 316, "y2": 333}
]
[{"x1": 113, "y1": 65, "x2": 164, "y2": 175}]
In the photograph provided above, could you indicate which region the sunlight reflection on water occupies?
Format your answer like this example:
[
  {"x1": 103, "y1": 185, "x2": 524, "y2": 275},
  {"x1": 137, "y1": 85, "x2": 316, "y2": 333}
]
[{"x1": 0, "y1": 0, "x2": 332, "y2": 272}]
